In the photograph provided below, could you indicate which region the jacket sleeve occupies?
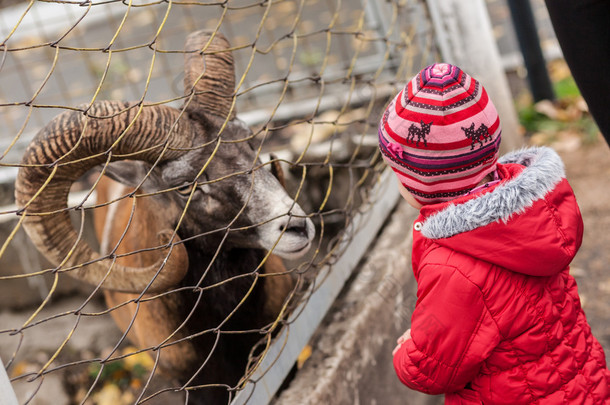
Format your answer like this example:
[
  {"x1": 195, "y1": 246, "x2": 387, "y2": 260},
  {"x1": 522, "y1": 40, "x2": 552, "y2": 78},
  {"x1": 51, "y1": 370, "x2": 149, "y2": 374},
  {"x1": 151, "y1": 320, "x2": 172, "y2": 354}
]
[{"x1": 393, "y1": 262, "x2": 501, "y2": 394}]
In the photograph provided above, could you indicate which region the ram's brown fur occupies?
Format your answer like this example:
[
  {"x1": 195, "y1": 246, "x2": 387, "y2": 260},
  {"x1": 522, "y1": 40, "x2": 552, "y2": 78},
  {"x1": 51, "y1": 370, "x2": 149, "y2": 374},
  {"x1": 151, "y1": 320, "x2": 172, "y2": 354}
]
[{"x1": 93, "y1": 177, "x2": 295, "y2": 381}]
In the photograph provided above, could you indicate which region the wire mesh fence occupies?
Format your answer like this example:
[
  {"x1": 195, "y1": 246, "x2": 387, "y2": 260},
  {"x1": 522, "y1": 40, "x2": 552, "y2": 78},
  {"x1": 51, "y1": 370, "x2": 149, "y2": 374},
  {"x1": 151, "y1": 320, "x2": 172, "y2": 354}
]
[{"x1": 0, "y1": 1, "x2": 439, "y2": 403}]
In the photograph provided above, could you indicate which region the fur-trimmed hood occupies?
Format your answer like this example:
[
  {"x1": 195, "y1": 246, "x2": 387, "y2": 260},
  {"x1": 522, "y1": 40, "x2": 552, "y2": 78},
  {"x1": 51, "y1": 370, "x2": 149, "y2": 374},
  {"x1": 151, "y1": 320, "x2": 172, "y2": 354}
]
[{"x1": 415, "y1": 147, "x2": 584, "y2": 276}]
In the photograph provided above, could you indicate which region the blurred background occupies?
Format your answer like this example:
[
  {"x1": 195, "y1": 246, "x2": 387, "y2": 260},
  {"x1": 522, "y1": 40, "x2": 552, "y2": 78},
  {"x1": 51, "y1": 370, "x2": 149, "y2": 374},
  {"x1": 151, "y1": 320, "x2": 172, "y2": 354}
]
[{"x1": 0, "y1": 0, "x2": 607, "y2": 404}]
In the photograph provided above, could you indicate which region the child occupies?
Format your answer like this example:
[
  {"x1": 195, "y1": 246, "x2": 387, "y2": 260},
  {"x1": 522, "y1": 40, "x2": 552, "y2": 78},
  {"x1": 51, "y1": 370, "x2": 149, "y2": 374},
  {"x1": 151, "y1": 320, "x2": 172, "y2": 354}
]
[{"x1": 379, "y1": 63, "x2": 609, "y2": 404}]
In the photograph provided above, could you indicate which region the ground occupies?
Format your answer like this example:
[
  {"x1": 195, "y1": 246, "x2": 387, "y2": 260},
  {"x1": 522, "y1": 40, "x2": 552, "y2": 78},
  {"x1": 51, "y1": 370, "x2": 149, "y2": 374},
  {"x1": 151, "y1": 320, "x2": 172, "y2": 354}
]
[
  {"x1": 507, "y1": 58, "x2": 610, "y2": 360},
  {"x1": 558, "y1": 140, "x2": 610, "y2": 362}
]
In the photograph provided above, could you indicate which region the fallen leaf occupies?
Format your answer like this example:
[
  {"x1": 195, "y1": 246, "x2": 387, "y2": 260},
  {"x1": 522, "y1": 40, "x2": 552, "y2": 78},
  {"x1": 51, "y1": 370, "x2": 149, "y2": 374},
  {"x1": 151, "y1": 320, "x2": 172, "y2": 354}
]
[
  {"x1": 551, "y1": 132, "x2": 581, "y2": 152},
  {"x1": 297, "y1": 344, "x2": 312, "y2": 369},
  {"x1": 121, "y1": 347, "x2": 154, "y2": 371},
  {"x1": 534, "y1": 100, "x2": 559, "y2": 120},
  {"x1": 92, "y1": 384, "x2": 121, "y2": 405}
]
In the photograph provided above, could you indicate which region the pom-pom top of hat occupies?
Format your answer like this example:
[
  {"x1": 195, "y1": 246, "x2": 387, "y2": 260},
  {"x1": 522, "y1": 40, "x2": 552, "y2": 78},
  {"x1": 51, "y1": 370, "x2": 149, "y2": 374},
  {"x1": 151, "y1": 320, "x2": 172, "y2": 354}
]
[{"x1": 378, "y1": 63, "x2": 502, "y2": 205}]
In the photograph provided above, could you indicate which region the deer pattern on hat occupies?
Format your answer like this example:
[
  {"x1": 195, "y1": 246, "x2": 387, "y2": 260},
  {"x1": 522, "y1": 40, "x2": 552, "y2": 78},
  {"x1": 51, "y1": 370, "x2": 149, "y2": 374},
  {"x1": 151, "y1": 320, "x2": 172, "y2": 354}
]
[
  {"x1": 462, "y1": 123, "x2": 492, "y2": 150},
  {"x1": 407, "y1": 120, "x2": 432, "y2": 147}
]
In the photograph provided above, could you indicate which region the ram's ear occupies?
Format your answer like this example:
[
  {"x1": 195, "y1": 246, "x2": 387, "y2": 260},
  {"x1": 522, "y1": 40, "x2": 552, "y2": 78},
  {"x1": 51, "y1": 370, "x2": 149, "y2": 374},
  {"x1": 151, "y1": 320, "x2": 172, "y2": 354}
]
[
  {"x1": 269, "y1": 153, "x2": 286, "y2": 189},
  {"x1": 102, "y1": 160, "x2": 161, "y2": 192}
]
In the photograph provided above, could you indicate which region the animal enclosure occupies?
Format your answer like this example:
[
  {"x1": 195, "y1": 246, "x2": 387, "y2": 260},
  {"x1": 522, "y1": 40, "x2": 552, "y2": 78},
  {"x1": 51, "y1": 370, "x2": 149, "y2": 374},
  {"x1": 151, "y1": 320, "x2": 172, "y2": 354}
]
[{"x1": 0, "y1": 1, "x2": 439, "y2": 403}]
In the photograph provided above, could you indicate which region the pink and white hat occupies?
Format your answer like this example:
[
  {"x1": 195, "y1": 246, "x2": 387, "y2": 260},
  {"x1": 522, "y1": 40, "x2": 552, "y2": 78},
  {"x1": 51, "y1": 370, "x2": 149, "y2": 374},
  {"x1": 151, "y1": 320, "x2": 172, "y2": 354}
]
[{"x1": 378, "y1": 63, "x2": 501, "y2": 205}]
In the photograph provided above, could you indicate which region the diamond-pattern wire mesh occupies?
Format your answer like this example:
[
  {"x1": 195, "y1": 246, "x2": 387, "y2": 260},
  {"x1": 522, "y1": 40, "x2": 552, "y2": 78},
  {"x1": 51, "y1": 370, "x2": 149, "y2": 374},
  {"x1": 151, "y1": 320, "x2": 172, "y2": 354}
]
[{"x1": 0, "y1": 1, "x2": 438, "y2": 403}]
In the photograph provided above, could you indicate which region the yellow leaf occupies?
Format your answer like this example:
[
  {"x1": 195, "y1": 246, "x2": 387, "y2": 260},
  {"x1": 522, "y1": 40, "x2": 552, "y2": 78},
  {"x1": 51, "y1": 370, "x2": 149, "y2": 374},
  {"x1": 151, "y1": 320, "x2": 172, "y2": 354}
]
[
  {"x1": 10, "y1": 361, "x2": 35, "y2": 378},
  {"x1": 121, "y1": 347, "x2": 154, "y2": 371},
  {"x1": 297, "y1": 345, "x2": 312, "y2": 369},
  {"x1": 92, "y1": 384, "x2": 121, "y2": 405}
]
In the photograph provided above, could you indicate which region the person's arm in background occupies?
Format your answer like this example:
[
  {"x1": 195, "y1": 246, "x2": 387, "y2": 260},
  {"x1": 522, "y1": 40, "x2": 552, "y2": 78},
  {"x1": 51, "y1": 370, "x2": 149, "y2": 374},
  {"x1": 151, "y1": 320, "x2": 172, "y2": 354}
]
[{"x1": 544, "y1": 0, "x2": 610, "y2": 144}]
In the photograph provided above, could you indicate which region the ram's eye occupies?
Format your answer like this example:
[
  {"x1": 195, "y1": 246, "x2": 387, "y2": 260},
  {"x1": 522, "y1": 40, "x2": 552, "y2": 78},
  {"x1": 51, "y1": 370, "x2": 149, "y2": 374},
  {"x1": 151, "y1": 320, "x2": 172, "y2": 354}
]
[{"x1": 176, "y1": 183, "x2": 195, "y2": 196}]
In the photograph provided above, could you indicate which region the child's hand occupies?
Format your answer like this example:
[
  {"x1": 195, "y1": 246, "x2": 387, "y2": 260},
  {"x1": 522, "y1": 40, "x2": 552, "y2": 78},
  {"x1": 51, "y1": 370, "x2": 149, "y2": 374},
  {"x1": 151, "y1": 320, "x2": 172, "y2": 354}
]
[
  {"x1": 397, "y1": 328, "x2": 411, "y2": 344},
  {"x1": 392, "y1": 328, "x2": 411, "y2": 356}
]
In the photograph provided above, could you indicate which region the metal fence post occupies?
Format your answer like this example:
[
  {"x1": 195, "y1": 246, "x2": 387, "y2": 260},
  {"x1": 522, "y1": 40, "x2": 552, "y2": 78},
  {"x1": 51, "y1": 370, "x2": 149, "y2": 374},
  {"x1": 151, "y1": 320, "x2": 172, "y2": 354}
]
[
  {"x1": 507, "y1": 0, "x2": 555, "y2": 102},
  {"x1": 426, "y1": 0, "x2": 523, "y2": 153},
  {"x1": 0, "y1": 358, "x2": 18, "y2": 405}
]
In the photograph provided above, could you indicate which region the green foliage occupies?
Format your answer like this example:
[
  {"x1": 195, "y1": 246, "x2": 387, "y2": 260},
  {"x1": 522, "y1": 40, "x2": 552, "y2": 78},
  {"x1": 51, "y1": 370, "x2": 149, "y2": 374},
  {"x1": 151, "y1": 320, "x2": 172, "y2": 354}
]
[
  {"x1": 518, "y1": 104, "x2": 549, "y2": 133},
  {"x1": 86, "y1": 349, "x2": 153, "y2": 392},
  {"x1": 516, "y1": 67, "x2": 600, "y2": 144},
  {"x1": 554, "y1": 76, "x2": 580, "y2": 99},
  {"x1": 88, "y1": 361, "x2": 130, "y2": 389}
]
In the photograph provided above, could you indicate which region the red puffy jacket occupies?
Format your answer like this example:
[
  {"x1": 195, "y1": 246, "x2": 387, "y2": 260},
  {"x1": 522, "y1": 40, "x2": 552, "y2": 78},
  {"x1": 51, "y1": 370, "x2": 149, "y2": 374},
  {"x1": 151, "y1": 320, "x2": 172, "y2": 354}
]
[{"x1": 393, "y1": 147, "x2": 609, "y2": 404}]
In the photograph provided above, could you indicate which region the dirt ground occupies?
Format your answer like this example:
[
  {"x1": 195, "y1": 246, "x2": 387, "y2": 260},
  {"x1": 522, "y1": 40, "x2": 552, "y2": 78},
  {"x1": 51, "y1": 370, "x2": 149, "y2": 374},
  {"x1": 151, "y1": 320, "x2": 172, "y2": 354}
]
[{"x1": 558, "y1": 140, "x2": 610, "y2": 363}]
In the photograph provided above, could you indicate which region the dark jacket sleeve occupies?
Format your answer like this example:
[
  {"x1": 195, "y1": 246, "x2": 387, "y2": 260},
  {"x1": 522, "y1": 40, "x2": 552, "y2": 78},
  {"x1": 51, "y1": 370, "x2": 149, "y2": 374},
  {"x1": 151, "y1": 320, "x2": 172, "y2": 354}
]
[{"x1": 393, "y1": 262, "x2": 501, "y2": 394}]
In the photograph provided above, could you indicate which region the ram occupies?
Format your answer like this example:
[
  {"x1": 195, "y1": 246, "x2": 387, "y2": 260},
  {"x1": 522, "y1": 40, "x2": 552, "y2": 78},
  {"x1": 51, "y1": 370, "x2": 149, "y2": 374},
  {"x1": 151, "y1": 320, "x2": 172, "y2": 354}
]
[{"x1": 15, "y1": 31, "x2": 315, "y2": 404}]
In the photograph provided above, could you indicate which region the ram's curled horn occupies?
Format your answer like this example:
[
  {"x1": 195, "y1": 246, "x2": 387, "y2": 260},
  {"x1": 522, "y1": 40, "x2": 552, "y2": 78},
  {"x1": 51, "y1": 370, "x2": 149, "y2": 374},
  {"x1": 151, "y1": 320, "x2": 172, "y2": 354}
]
[
  {"x1": 15, "y1": 101, "x2": 191, "y2": 293},
  {"x1": 183, "y1": 31, "x2": 236, "y2": 120}
]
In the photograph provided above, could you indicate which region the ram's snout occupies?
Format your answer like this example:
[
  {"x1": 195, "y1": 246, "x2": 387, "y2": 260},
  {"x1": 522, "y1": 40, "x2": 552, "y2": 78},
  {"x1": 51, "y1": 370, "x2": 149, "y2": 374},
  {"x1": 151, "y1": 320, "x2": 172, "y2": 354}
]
[
  {"x1": 247, "y1": 171, "x2": 315, "y2": 260},
  {"x1": 268, "y1": 204, "x2": 315, "y2": 260}
]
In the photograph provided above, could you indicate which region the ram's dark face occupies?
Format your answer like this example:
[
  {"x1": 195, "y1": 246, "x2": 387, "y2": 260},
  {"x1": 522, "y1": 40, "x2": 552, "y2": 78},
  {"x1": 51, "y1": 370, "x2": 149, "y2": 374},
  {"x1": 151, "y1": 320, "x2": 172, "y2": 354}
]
[{"x1": 107, "y1": 118, "x2": 315, "y2": 260}]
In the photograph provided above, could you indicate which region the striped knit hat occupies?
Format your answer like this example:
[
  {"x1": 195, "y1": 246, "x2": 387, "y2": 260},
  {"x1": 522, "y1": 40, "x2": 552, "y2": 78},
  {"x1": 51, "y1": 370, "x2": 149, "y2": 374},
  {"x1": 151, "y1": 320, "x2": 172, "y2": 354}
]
[{"x1": 378, "y1": 63, "x2": 501, "y2": 205}]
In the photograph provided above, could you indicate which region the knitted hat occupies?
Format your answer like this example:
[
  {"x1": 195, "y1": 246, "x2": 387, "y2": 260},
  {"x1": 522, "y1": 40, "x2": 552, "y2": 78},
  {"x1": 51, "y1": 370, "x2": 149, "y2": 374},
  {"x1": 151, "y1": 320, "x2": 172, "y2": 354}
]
[{"x1": 378, "y1": 63, "x2": 501, "y2": 205}]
